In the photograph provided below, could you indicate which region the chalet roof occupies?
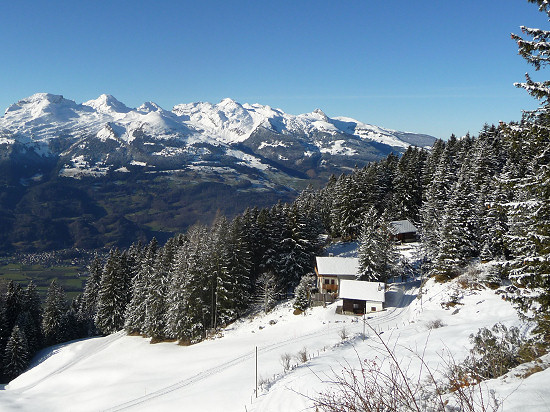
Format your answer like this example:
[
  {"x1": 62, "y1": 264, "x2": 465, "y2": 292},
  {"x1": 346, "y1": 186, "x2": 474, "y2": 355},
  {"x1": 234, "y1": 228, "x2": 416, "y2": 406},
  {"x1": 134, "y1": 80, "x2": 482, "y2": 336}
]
[
  {"x1": 315, "y1": 257, "x2": 359, "y2": 276},
  {"x1": 339, "y1": 280, "x2": 385, "y2": 302},
  {"x1": 389, "y1": 220, "x2": 417, "y2": 235}
]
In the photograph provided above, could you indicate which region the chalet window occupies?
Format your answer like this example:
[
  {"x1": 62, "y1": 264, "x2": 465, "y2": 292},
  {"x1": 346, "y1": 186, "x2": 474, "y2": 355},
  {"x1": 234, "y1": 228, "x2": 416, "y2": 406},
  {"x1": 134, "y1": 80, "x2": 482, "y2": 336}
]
[
  {"x1": 331, "y1": 279, "x2": 335, "y2": 285},
  {"x1": 324, "y1": 279, "x2": 330, "y2": 284},
  {"x1": 371, "y1": 307, "x2": 377, "y2": 312},
  {"x1": 353, "y1": 303, "x2": 359, "y2": 309}
]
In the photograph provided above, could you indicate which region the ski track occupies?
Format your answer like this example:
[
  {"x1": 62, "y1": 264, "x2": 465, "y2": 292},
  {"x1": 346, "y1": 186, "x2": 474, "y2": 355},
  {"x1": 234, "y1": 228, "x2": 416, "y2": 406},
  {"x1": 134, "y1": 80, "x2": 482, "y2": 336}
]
[
  {"x1": 15, "y1": 331, "x2": 125, "y2": 394},
  {"x1": 103, "y1": 282, "x2": 418, "y2": 411}
]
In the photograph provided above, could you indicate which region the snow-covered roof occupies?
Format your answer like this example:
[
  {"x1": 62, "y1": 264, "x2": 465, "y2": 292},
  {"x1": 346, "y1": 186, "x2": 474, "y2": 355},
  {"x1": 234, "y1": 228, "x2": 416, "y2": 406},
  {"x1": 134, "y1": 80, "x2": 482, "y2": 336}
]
[
  {"x1": 339, "y1": 280, "x2": 385, "y2": 303},
  {"x1": 315, "y1": 257, "x2": 359, "y2": 276},
  {"x1": 389, "y1": 220, "x2": 417, "y2": 235}
]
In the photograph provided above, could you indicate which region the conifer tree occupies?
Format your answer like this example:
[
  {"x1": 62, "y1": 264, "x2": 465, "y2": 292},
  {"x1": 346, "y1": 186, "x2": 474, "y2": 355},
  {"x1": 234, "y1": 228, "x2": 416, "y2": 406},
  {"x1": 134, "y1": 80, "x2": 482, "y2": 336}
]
[
  {"x1": 512, "y1": 0, "x2": 550, "y2": 122},
  {"x1": 42, "y1": 279, "x2": 68, "y2": 346},
  {"x1": 256, "y1": 271, "x2": 278, "y2": 313},
  {"x1": 503, "y1": 123, "x2": 550, "y2": 339},
  {"x1": 3, "y1": 326, "x2": 29, "y2": 381},
  {"x1": 165, "y1": 225, "x2": 209, "y2": 342},
  {"x1": 358, "y1": 207, "x2": 386, "y2": 282},
  {"x1": 5, "y1": 281, "x2": 23, "y2": 333},
  {"x1": 95, "y1": 248, "x2": 131, "y2": 335},
  {"x1": 505, "y1": 1, "x2": 550, "y2": 340},
  {"x1": 393, "y1": 147, "x2": 426, "y2": 222},
  {"x1": 144, "y1": 238, "x2": 175, "y2": 341},
  {"x1": 165, "y1": 240, "x2": 195, "y2": 343},
  {"x1": 227, "y1": 216, "x2": 254, "y2": 313},
  {"x1": 293, "y1": 273, "x2": 316, "y2": 312},
  {"x1": 81, "y1": 255, "x2": 103, "y2": 335},
  {"x1": 125, "y1": 239, "x2": 157, "y2": 335},
  {"x1": 19, "y1": 281, "x2": 42, "y2": 353}
]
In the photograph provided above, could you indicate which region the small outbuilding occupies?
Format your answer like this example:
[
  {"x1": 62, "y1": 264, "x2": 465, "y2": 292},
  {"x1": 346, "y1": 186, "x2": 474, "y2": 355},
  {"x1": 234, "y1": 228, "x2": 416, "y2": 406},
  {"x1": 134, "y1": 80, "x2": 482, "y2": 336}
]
[
  {"x1": 339, "y1": 280, "x2": 385, "y2": 315},
  {"x1": 389, "y1": 220, "x2": 418, "y2": 242}
]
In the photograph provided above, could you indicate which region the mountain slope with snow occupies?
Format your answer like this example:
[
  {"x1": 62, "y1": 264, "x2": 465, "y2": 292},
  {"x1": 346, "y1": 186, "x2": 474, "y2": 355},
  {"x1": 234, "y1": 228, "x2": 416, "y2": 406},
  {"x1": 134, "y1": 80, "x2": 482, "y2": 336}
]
[
  {"x1": 0, "y1": 93, "x2": 434, "y2": 163},
  {"x1": 0, "y1": 93, "x2": 436, "y2": 252},
  {"x1": 0, "y1": 245, "x2": 547, "y2": 411},
  {"x1": 0, "y1": 92, "x2": 436, "y2": 184}
]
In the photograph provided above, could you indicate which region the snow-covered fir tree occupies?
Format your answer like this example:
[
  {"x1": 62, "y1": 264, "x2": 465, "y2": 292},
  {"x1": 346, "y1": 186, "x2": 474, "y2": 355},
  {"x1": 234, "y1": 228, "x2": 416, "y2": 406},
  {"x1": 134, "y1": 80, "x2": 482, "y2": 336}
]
[
  {"x1": 125, "y1": 239, "x2": 157, "y2": 335},
  {"x1": 42, "y1": 279, "x2": 68, "y2": 346},
  {"x1": 293, "y1": 273, "x2": 316, "y2": 312},
  {"x1": 145, "y1": 237, "x2": 177, "y2": 341},
  {"x1": 18, "y1": 281, "x2": 42, "y2": 354},
  {"x1": 165, "y1": 238, "x2": 196, "y2": 343},
  {"x1": 3, "y1": 326, "x2": 29, "y2": 381},
  {"x1": 358, "y1": 207, "x2": 397, "y2": 282},
  {"x1": 95, "y1": 248, "x2": 132, "y2": 335},
  {"x1": 80, "y1": 255, "x2": 104, "y2": 335},
  {"x1": 256, "y1": 271, "x2": 278, "y2": 314}
]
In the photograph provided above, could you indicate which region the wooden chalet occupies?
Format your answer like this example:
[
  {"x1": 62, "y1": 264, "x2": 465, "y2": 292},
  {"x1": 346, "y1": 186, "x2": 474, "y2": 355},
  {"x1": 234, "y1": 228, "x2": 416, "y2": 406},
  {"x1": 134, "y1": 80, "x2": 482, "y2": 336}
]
[
  {"x1": 314, "y1": 256, "x2": 359, "y2": 295},
  {"x1": 389, "y1": 220, "x2": 418, "y2": 242},
  {"x1": 339, "y1": 280, "x2": 385, "y2": 315}
]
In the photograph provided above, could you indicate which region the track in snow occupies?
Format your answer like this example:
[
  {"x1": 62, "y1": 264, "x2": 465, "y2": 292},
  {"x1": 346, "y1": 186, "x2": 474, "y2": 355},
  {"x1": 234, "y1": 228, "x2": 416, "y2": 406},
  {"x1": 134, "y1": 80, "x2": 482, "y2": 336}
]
[
  {"x1": 103, "y1": 281, "x2": 418, "y2": 411},
  {"x1": 15, "y1": 331, "x2": 126, "y2": 394}
]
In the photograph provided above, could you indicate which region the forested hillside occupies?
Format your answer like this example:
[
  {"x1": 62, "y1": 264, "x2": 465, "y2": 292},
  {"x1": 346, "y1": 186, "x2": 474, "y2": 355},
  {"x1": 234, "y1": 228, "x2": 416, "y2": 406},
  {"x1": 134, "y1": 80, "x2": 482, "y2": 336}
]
[
  {"x1": 0, "y1": 0, "x2": 547, "y2": 388},
  {"x1": 0, "y1": 109, "x2": 546, "y2": 382}
]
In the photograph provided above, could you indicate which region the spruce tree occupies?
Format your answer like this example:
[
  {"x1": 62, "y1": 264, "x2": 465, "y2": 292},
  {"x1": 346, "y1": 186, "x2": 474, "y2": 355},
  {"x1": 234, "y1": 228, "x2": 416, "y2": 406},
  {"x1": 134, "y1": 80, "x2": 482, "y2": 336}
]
[
  {"x1": 81, "y1": 255, "x2": 103, "y2": 335},
  {"x1": 226, "y1": 216, "x2": 253, "y2": 316},
  {"x1": 165, "y1": 225, "x2": 209, "y2": 342},
  {"x1": 125, "y1": 239, "x2": 157, "y2": 335},
  {"x1": 4, "y1": 326, "x2": 29, "y2": 381},
  {"x1": 358, "y1": 207, "x2": 385, "y2": 282},
  {"x1": 512, "y1": 0, "x2": 550, "y2": 122},
  {"x1": 42, "y1": 280, "x2": 68, "y2": 346},
  {"x1": 144, "y1": 239, "x2": 175, "y2": 341},
  {"x1": 5, "y1": 281, "x2": 23, "y2": 333},
  {"x1": 256, "y1": 271, "x2": 277, "y2": 313},
  {"x1": 21, "y1": 281, "x2": 42, "y2": 352},
  {"x1": 505, "y1": 1, "x2": 550, "y2": 340},
  {"x1": 293, "y1": 273, "x2": 315, "y2": 312},
  {"x1": 165, "y1": 241, "x2": 195, "y2": 343},
  {"x1": 95, "y1": 249, "x2": 131, "y2": 335}
]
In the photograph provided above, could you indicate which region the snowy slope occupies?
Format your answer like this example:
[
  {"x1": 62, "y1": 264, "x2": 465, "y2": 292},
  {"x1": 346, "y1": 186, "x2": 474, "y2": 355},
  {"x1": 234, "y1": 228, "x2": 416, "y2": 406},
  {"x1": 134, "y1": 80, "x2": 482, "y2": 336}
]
[{"x1": 0, "y1": 244, "x2": 547, "y2": 411}]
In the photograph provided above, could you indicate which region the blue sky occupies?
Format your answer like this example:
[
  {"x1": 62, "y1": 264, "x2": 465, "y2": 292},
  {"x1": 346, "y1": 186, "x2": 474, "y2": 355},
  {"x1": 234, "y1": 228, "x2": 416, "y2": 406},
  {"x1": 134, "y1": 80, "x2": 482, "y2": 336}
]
[{"x1": 1, "y1": 0, "x2": 548, "y2": 139}]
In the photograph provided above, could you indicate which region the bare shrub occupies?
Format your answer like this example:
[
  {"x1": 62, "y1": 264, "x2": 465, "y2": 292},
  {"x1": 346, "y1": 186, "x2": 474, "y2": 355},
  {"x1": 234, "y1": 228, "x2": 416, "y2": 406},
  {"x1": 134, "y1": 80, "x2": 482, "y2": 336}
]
[
  {"x1": 314, "y1": 326, "x2": 500, "y2": 412},
  {"x1": 296, "y1": 347, "x2": 308, "y2": 363},
  {"x1": 280, "y1": 352, "x2": 292, "y2": 372},
  {"x1": 442, "y1": 290, "x2": 463, "y2": 309},
  {"x1": 258, "y1": 375, "x2": 271, "y2": 390},
  {"x1": 426, "y1": 319, "x2": 446, "y2": 330},
  {"x1": 456, "y1": 323, "x2": 544, "y2": 382},
  {"x1": 339, "y1": 327, "x2": 349, "y2": 341}
]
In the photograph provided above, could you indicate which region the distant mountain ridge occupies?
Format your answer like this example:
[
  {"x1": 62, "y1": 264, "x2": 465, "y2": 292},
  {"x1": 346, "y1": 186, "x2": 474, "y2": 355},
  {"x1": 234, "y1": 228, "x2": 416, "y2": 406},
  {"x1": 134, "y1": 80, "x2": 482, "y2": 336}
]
[
  {"x1": 0, "y1": 93, "x2": 434, "y2": 172},
  {"x1": 0, "y1": 93, "x2": 436, "y2": 252}
]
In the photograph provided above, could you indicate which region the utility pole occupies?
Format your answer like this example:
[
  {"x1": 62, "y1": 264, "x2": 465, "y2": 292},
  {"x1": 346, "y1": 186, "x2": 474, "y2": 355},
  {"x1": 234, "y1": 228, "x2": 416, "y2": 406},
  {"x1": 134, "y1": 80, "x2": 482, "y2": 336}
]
[
  {"x1": 363, "y1": 313, "x2": 366, "y2": 341},
  {"x1": 420, "y1": 257, "x2": 424, "y2": 311},
  {"x1": 255, "y1": 346, "x2": 258, "y2": 398}
]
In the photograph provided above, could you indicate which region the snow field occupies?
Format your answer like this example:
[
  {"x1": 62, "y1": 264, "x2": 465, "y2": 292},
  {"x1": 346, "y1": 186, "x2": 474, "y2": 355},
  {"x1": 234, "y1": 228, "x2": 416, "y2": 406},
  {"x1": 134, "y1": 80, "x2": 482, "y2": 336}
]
[{"x1": 1, "y1": 256, "x2": 549, "y2": 411}]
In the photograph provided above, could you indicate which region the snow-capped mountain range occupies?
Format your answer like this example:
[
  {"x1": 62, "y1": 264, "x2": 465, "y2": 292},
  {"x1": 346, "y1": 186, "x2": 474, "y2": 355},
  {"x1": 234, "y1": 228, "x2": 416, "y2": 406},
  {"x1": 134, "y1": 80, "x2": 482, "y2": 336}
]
[
  {"x1": 0, "y1": 93, "x2": 436, "y2": 252},
  {"x1": 0, "y1": 93, "x2": 435, "y2": 180}
]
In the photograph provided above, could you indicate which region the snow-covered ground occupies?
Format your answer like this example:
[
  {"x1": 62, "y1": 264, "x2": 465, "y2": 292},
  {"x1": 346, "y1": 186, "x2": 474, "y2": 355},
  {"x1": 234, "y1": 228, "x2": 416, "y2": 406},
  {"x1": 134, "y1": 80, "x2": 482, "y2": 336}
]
[{"x1": 1, "y1": 244, "x2": 548, "y2": 411}]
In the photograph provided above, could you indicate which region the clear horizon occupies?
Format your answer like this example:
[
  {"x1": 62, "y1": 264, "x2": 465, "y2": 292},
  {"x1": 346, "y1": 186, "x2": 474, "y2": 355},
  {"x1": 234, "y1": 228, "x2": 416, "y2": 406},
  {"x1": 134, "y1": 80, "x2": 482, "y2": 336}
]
[{"x1": 1, "y1": 0, "x2": 548, "y2": 140}]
